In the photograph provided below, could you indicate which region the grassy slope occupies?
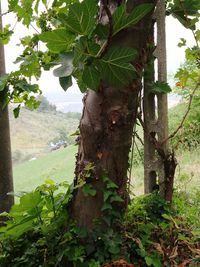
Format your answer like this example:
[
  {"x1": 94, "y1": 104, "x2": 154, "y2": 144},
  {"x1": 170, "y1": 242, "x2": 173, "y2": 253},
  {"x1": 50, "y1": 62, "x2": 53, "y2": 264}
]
[
  {"x1": 14, "y1": 145, "x2": 77, "y2": 192},
  {"x1": 168, "y1": 102, "x2": 200, "y2": 190},
  {"x1": 12, "y1": 102, "x2": 200, "y2": 194},
  {"x1": 10, "y1": 107, "x2": 79, "y2": 155}
]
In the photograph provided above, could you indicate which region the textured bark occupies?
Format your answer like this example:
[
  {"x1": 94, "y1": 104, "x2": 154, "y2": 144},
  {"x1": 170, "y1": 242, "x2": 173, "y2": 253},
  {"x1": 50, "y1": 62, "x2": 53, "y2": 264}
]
[
  {"x1": 143, "y1": 23, "x2": 157, "y2": 193},
  {"x1": 156, "y1": 0, "x2": 169, "y2": 199},
  {"x1": 71, "y1": 0, "x2": 157, "y2": 229},
  {"x1": 0, "y1": 1, "x2": 14, "y2": 221}
]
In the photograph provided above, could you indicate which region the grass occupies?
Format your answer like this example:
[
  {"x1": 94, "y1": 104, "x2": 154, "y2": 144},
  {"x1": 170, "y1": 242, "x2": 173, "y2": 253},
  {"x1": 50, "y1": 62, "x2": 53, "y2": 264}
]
[
  {"x1": 9, "y1": 107, "x2": 80, "y2": 163},
  {"x1": 13, "y1": 145, "x2": 77, "y2": 192},
  {"x1": 11, "y1": 101, "x2": 200, "y2": 195}
]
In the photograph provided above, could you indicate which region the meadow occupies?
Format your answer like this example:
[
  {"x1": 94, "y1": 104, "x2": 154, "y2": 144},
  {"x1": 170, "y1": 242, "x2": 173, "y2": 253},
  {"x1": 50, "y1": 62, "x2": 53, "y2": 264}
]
[{"x1": 12, "y1": 102, "x2": 200, "y2": 195}]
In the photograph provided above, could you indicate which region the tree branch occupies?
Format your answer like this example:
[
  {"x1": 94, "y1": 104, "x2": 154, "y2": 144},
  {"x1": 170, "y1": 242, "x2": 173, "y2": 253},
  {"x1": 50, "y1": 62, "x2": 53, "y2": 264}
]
[{"x1": 160, "y1": 77, "x2": 200, "y2": 146}]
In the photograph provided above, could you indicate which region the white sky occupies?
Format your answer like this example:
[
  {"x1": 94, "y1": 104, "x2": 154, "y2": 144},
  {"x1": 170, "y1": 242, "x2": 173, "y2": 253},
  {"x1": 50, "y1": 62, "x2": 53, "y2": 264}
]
[{"x1": 1, "y1": 1, "x2": 197, "y2": 102}]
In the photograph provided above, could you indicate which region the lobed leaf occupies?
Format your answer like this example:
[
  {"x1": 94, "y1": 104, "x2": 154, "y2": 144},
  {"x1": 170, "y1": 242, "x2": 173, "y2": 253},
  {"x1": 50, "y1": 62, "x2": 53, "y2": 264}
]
[
  {"x1": 113, "y1": 3, "x2": 154, "y2": 35},
  {"x1": 82, "y1": 66, "x2": 100, "y2": 90},
  {"x1": 64, "y1": 0, "x2": 98, "y2": 36},
  {"x1": 39, "y1": 29, "x2": 75, "y2": 53},
  {"x1": 98, "y1": 47, "x2": 137, "y2": 87}
]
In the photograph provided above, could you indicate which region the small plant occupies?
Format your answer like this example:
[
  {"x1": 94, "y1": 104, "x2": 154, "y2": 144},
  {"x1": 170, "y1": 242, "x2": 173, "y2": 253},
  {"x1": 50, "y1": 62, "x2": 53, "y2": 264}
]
[{"x1": 0, "y1": 180, "x2": 199, "y2": 266}]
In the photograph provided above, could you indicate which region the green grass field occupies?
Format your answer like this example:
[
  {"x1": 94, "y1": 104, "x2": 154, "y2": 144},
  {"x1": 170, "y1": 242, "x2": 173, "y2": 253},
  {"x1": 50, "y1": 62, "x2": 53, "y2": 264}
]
[
  {"x1": 13, "y1": 145, "x2": 77, "y2": 192},
  {"x1": 12, "y1": 102, "x2": 200, "y2": 195}
]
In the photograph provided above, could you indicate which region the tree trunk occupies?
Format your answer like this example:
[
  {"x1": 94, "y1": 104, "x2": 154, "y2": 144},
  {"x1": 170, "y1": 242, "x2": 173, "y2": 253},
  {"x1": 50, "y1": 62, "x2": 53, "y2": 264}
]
[
  {"x1": 71, "y1": 0, "x2": 156, "y2": 229},
  {"x1": 0, "y1": 1, "x2": 14, "y2": 220}
]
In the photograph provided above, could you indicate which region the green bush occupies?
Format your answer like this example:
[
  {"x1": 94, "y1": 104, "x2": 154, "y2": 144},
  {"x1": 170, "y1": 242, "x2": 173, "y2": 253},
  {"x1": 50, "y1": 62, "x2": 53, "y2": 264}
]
[
  {"x1": 0, "y1": 181, "x2": 199, "y2": 267},
  {"x1": 169, "y1": 97, "x2": 200, "y2": 149}
]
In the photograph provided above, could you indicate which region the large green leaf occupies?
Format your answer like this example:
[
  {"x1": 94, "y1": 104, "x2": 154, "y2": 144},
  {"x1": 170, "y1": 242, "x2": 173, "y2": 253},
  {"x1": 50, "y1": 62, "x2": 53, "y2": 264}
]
[
  {"x1": 112, "y1": 4, "x2": 126, "y2": 34},
  {"x1": 53, "y1": 53, "x2": 74, "y2": 77},
  {"x1": 39, "y1": 29, "x2": 75, "y2": 53},
  {"x1": 98, "y1": 47, "x2": 137, "y2": 87},
  {"x1": 64, "y1": 0, "x2": 98, "y2": 35},
  {"x1": 82, "y1": 66, "x2": 100, "y2": 90},
  {"x1": 73, "y1": 37, "x2": 100, "y2": 66},
  {"x1": 113, "y1": 3, "x2": 154, "y2": 35}
]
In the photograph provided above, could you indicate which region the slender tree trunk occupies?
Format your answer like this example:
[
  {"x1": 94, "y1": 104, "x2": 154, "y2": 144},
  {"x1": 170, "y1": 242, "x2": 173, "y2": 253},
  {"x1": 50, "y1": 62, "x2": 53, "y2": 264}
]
[
  {"x1": 71, "y1": 0, "x2": 157, "y2": 229},
  {"x1": 0, "y1": 1, "x2": 14, "y2": 219},
  {"x1": 143, "y1": 22, "x2": 157, "y2": 193}
]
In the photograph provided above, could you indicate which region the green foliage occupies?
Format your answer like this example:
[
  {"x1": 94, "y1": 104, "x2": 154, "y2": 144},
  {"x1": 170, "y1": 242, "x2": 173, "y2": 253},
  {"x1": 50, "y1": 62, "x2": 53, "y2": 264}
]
[
  {"x1": 167, "y1": 0, "x2": 200, "y2": 29},
  {"x1": 97, "y1": 47, "x2": 137, "y2": 88},
  {"x1": 112, "y1": 3, "x2": 154, "y2": 35},
  {"x1": 0, "y1": 181, "x2": 199, "y2": 266},
  {"x1": 35, "y1": 95, "x2": 57, "y2": 112},
  {"x1": 0, "y1": 24, "x2": 13, "y2": 44},
  {"x1": 3, "y1": 0, "x2": 155, "y2": 109},
  {"x1": 39, "y1": 29, "x2": 75, "y2": 53},
  {"x1": 123, "y1": 192, "x2": 200, "y2": 266},
  {"x1": 171, "y1": 59, "x2": 200, "y2": 149},
  {"x1": 62, "y1": 0, "x2": 98, "y2": 36},
  {"x1": 152, "y1": 81, "x2": 172, "y2": 94}
]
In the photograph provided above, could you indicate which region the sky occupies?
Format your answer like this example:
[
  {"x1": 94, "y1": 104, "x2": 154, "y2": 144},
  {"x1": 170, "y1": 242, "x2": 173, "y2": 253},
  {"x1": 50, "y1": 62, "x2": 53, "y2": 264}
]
[{"x1": 1, "y1": 1, "x2": 197, "y2": 107}]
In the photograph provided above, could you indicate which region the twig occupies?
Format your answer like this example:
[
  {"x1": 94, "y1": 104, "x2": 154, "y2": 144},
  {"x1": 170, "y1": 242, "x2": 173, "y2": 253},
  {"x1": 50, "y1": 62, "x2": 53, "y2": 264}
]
[
  {"x1": 160, "y1": 77, "x2": 200, "y2": 145},
  {"x1": 134, "y1": 131, "x2": 144, "y2": 146},
  {"x1": 30, "y1": 23, "x2": 40, "y2": 34},
  {"x1": 0, "y1": 11, "x2": 10, "y2": 17},
  {"x1": 128, "y1": 130, "x2": 135, "y2": 193}
]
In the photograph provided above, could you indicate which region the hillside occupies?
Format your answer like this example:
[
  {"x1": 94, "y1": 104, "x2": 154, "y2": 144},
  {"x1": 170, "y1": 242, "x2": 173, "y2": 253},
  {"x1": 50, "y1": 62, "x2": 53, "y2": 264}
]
[
  {"x1": 11, "y1": 101, "x2": 200, "y2": 194},
  {"x1": 9, "y1": 107, "x2": 80, "y2": 163}
]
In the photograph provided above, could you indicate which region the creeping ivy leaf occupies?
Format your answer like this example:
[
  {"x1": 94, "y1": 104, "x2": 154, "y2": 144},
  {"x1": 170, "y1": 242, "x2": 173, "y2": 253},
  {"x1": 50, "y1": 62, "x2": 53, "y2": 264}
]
[
  {"x1": 152, "y1": 81, "x2": 172, "y2": 94},
  {"x1": 39, "y1": 29, "x2": 75, "y2": 53},
  {"x1": 82, "y1": 184, "x2": 96, "y2": 197},
  {"x1": 113, "y1": 3, "x2": 154, "y2": 35},
  {"x1": 103, "y1": 191, "x2": 113, "y2": 202},
  {"x1": 59, "y1": 76, "x2": 73, "y2": 91},
  {"x1": 64, "y1": 0, "x2": 98, "y2": 36},
  {"x1": 101, "y1": 203, "x2": 112, "y2": 211},
  {"x1": 110, "y1": 195, "x2": 123, "y2": 203},
  {"x1": 53, "y1": 53, "x2": 74, "y2": 77},
  {"x1": 98, "y1": 47, "x2": 137, "y2": 87},
  {"x1": 82, "y1": 66, "x2": 100, "y2": 90}
]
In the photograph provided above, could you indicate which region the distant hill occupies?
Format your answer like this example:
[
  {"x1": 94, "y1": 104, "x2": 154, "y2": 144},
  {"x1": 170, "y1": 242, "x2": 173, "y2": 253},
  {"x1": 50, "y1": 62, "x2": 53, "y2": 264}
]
[{"x1": 9, "y1": 107, "x2": 80, "y2": 164}]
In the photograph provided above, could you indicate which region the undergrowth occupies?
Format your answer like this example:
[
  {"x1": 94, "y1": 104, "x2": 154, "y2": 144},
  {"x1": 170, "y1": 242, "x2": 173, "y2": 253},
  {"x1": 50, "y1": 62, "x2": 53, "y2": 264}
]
[{"x1": 0, "y1": 179, "x2": 199, "y2": 267}]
